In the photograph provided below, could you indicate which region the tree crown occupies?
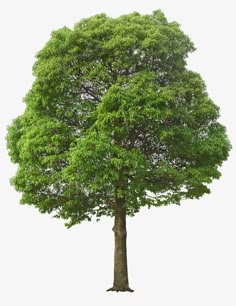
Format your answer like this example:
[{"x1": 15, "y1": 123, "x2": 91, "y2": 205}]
[{"x1": 7, "y1": 10, "x2": 231, "y2": 227}]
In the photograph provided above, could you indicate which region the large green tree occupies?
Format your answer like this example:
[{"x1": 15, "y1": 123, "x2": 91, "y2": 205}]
[{"x1": 7, "y1": 11, "x2": 231, "y2": 292}]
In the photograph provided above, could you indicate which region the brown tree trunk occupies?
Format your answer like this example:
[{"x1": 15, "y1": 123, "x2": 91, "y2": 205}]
[{"x1": 107, "y1": 200, "x2": 134, "y2": 292}]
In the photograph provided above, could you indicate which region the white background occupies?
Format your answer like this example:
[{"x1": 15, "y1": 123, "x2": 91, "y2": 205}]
[{"x1": 0, "y1": 1, "x2": 235, "y2": 305}]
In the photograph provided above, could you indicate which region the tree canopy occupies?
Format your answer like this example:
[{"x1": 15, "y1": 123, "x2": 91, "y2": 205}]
[{"x1": 7, "y1": 10, "x2": 231, "y2": 228}]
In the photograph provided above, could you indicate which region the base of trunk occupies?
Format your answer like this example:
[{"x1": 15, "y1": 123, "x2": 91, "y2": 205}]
[{"x1": 106, "y1": 286, "x2": 134, "y2": 292}]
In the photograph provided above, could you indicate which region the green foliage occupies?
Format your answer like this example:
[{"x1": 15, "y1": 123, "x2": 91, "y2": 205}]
[{"x1": 7, "y1": 10, "x2": 231, "y2": 227}]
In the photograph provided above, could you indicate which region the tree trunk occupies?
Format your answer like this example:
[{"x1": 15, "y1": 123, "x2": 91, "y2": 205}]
[{"x1": 107, "y1": 200, "x2": 134, "y2": 292}]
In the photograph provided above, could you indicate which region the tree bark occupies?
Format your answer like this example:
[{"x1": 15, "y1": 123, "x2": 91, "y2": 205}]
[{"x1": 107, "y1": 200, "x2": 134, "y2": 292}]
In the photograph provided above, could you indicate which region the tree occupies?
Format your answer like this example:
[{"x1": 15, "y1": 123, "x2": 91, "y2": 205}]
[{"x1": 7, "y1": 10, "x2": 231, "y2": 292}]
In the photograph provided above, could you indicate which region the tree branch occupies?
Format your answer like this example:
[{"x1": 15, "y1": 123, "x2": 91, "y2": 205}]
[{"x1": 81, "y1": 85, "x2": 101, "y2": 102}]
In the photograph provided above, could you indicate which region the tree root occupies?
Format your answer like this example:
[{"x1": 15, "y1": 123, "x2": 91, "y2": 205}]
[{"x1": 106, "y1": 286, "x2": 134, "y2": 292}]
